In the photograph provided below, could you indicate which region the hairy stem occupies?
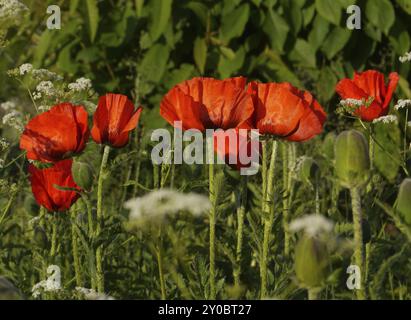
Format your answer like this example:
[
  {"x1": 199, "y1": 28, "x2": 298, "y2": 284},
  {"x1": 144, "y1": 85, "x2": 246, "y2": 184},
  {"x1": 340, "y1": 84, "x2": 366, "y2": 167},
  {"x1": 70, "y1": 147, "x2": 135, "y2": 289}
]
[
  {"x1": 350, "y1": 187, "x2": 366, "y2": 300},
  {"x1": 96, "y1": 145, "x2": 110, "y2": 293},
  {"x1": 71, "y1": 208, "x2": 83, "y2": 287},
  {"x1": 234, "y1": 176, "x2": 247, "y2": 287}
]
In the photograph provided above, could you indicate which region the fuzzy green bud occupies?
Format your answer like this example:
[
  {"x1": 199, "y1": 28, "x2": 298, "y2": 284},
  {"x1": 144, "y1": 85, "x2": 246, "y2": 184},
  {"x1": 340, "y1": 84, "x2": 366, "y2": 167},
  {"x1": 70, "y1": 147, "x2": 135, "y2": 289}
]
[
  {"x1": 334, "y1": 130, "x2": 370, "y2": 188},
  {"x1": 396, "y1": 178, "x2": 411, "y2": 226},
  {"x1": 295, "y1": 235, "x2": 329, "y2": 289},
  {"x1": 72, "y1": 160, "x2": 94, "y2": 191}
]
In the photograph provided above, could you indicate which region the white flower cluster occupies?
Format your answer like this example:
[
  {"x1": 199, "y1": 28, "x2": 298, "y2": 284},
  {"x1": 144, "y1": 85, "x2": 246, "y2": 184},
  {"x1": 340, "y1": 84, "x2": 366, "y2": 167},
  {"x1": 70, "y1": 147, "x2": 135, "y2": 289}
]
[
  {"x1": 75, "y1": 287, "x2": 114, "y2": 300},
  {"x1": 0, "y1": 138, "x2": 9, "y2": 151},
  {"x1": 32, "y1": 265, "x2": 62, "y2": 298},
  {"x1": 0, "y1": 0, "x2": 28, "y2": 21},
  {"x1": 394, "y1": 99, "x2": 411, "y2": 110},
  {"x1": 372, "y1": 115, "x2": 398, "y2": 125},
  {"x1": 0, "y1": 100, "x2": 16, "y2": 111},
  {"x1": 32, "y1": 68, "x2": 62, "y2": 81},
  {"x1": 2, "y1": 110, "x2": 24, "y2": 131},
  {"x1": 340, "y1": 98, "x2": 363, "y2": 107},
  {"x1": 124, "y1": 189, "x2": 211, "y2": 223},
  {"x1": 399, "y1": 52, "x2": 411, "y2": 63},
  {"x1": 68, "y1": 77, "x2": 92, "y2": 92},
  {"x1": 290, "y1": 214, "x2": 334, "y2": 237},
  {"x1": 19, "y1": 63, "x2": 33, "y2": 75},
  {"x1": 34, "y1": 81, "x2": 55, "y2": 99}
]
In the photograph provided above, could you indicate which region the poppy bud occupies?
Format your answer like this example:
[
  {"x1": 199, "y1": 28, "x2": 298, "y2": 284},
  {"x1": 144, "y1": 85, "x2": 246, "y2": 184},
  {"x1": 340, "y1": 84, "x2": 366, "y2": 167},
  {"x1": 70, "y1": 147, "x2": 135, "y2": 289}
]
[
  {"x1": 295, "y1": 235, "x2": 329, "y2": 289},
  {"x1": 322, "y1": 132, "x2": 336, "y2": 160},
  {"x1": 72, "y1": 160, "x2": 94, "y2": 191},
  {"x1": 298, "y1": 157, "x2": 320, "y2": 186},
  {"x1": 335, "y1": 130, "x2": 370, "y2": 188},
  {"x1": 395, "y1": 178, "x2": 411, "y2": 226}
]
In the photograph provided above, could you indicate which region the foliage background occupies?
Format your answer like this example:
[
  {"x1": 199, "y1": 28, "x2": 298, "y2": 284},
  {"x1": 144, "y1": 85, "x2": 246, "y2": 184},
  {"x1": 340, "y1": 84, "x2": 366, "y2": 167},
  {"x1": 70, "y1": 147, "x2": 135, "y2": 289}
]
[{"x1": 1, "y1": 0, "x2": 411, "y2": 300}]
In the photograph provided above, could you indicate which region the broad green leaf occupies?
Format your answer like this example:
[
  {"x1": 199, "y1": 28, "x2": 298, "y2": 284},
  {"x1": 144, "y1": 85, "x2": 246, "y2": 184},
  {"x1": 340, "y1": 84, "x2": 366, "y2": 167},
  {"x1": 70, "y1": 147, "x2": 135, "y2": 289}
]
[
  {"x1": 86, "y1": 0, "x2": 99, "y2": 43},
  {"x1": 374, "y1": 122, "x2": 401, "y2": 183},
  {"x1": 284, "y1": 1, "x2": 303, "y2": 35},
  {"x1": 398, "y1": 76, "x2": 411, "y2": 97},
  {"x1": 302, "y1": 3, "x2": 316, "y2": 27},
  {"x1": 315, "y1": 0, "x2": 342, "y2": 25},
  {"x1": 290, "y1": 39, "x2": 316, "y2": 68},
  {"x1": 262, "y1": 9, "x2": 289, "y2": 53},
  {"x1": 135, "y1": 0, "x2": 144, "y2": 17},
  {"x1": 69, "y1": 0, "x2": 80, "y2": 14},
  {"x1": 138, "y1": 44, "x2": 170, "y2": 83},
  {"x1": 149, "y1": 0, "x2": 173, "y2": 42},
  {"x1": 57, "y1": 40, "x2": 80, "y2": 73},
  {"x1": 317, "y1": 67, "x2": 337, "y2": 102},
  {"x1": 185, "y1": 2, "x2": 208, "y2": 27},
  {"x1": 220, "y1": 4, "x2": 250, "y2": 43},
  {"x1": 321, "y1": 27, "x2": 351, "y2": 59},
  {"x1": 164, "y1": 64, "x2": 195, "y2": 88},
  {"x1": 308, "y1": 15, "x2": 330, "y2": 51},
  {"x1": 396, "y1": 0, "x2": 411, "y2": 15},
  {"x1": 33, "y1": 30, "x2": 53, "y2": 67},
  {"x1": 365, "y1": 0, "x2": 395, "y2": 35},
  {"x1": 193, "y1": 37, "x2": 207, "y2": 74},
  {"x1": 218, "y1": 46, "x2": 246, "y2": 78}
]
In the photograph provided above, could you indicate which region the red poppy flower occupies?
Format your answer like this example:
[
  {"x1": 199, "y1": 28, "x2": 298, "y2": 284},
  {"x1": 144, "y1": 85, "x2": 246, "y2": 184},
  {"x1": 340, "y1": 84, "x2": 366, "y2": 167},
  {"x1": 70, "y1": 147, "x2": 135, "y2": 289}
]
[
  {"x1": 91, "y1": 93, "x2": 143, "y2": 148},
  {"x1": 247, "y1": 82, "x2": 326, "y2": 142},
  {"x1": 20, "y1": 103, "x2": 89, "y2": 163},
  {"x1": 214, "y1": 128, "x2": 260, "y2": 171},
  {"x1": 160, "y1": 77, "x2": 254, "y2": 131},
  {"x1": 29, "y1": 159, "x2": 81, "y2": 212},
  {"x1": 336, "y1": 70, "x2": 399, "y2": 122}
]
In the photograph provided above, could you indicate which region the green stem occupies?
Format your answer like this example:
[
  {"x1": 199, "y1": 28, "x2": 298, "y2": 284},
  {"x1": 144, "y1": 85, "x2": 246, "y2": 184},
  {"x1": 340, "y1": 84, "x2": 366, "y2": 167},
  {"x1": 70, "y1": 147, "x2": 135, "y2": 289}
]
[
  {"x1": 50, "y1": 213, "x2": 58, "y2": 259},
  {"x1": 71, "y1": 208, "x2": 83, "y2": 287},
  {"x1": 157, "y1": 235, "x2": 166, "y2": 300},
  {"x1": 369, "y1": 125, "x2": 374, "y2": 171},
  {"x1": 282, "y1": 143, "x2": 290, "y2": 256},
  {"x1": 260, "y1": 139, "x2": 278, "y2": 299},
  {"x1": 234, "y1": 176, "x2": 247, "y2": 287},
  {"x1": 350, "y1": 187, "x2": 366, "y2": 300},
  {"x1": 404, "y1": 108, "x2": 409, "y2": 164},
  {"x1": 208, "y1": 137, "x2": 217, "y2": 299},
  {"x1": 96, "y1": 145, "x2": 110, "y2": 293},
  {"x1": 82, "y1": 194, "x2": 94, "y2": 237}
]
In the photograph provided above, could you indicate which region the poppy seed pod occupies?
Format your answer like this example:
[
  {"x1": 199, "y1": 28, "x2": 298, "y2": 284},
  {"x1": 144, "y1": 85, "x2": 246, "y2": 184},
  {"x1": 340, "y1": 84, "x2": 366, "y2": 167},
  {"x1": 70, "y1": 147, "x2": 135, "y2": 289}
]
[
  {"x1": 396, "y1": 178, "x2": 411, "y2": 226},
  {"x1": 295, "y1": 235, "x2": 329, "y2": 289},
  {"x1": 72, "y1": 160, "x2": 94, "y2": 191},
  {"x1": 334, "y1": 130, "x2": 370, "y2": 188}
]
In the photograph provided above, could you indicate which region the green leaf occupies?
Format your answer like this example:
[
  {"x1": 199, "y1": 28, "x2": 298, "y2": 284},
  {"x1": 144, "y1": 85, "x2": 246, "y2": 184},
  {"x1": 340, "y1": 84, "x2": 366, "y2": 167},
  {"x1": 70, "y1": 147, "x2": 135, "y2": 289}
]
[
  {"x1": 290, "y1": 39, "x2": 316, "y2": 68},
  {"x1": 284, "y1": 1, "x2": 303, "y2": 35},
  {"x1": 86, "y1": 0, "x2": 100, "y2": 43},
  {"x1": 262, "y1": 9, "x2": 289, "y2": 53},
  {"x1": 220, "y1": 4, "x2": 250, "y2": 43},
  {"x1": 321, "y1": 27, "x2": 351, "y2": 59},
  {"x1": 218, "y1": 46, "x2": 246, "y2": 78},
  {"x1": 308, "y1": 15, "x2": 330, "y2": 51},
  {"x1": 138, "y1": 44, "x2": 170, "y2": 83},
  {"x1": 396, "y1": 0, "x2": 411, "y2": 15},
  {"x1": 317, "y1": 67, "x2": 337, "y2": 102},
  {"x1": 149, "y1": 0, "x2": 173, "y2": 42},
  {"x1": 365, "y1": 0, "x2": 395, "y2": 35},
  {"x1": 135, "y1": 0, "x2": 145, "y2": 17},
  {"x1": 315, "y1": 0, "x2": 342, "y2": 25},
  {"x1": 374, "y1": 122, "x2": 401, "y2": 183},
  {"x1": 193, "y1": 37, "x2": 207, "y2": 74},
  {"x1": 33, "y1": 30, "x2": 53, "y2": 67},
  {"x1": 57, "y1": 40, "x2": 80, "y2": 73},
  {"x1": 185, "y1": 1, "x2": 208, "y2": 27}
]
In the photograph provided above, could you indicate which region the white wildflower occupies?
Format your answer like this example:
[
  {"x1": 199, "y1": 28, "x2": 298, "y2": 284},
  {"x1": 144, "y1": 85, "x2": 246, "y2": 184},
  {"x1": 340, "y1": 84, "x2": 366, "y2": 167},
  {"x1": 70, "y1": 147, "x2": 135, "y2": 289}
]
[
  {"x1": 124, "y1": 188, "x2": 211, "y2": 223},
  {"x1": 340, "y1": 98, "x2": 363, "y2": 107},
  {"x1": 32, "y1": 265, "x2": 61, "y2": 298},
  {"x1": 0, "y1": 100, "x2": 16, "y2": 111},
  {"x1": 32, "y1": 69, "x2": 62, "y2": 81},
  {"x1": 68, "y1": 77, "x2": 92, "y2": 92},
  {"x1": 33, "y1": 92, "x2": 42, "y2": 100},
  {"x1": 290, "y1": 214, "x2": 334, "y2": 237},
  {"x1": 0, "y1": 0, "x2": 28, "y2": 21},
  {"x1": 36, "y1": 81, "x2": 55, "y2": 96},
  {"x1": 19, "y1": 63, "x2": 32, "y2": 75},
  {"x1": 399, "y1": 52, "x2": 411, "y2": 63},
  {"x1": 38, "y1": 105, "x2": 51, "y2": 112},
  {"x1": 0, "y1": 138, "x2": 9, "y2": 151},
  {"x1": 372, "y1": 115, "x2": 398, "y2": 124},
  {"x1": 75, "y1": 287, "x2": 114, "y2": 300},
  {"x1": 394, "y1": 99, "x2": 411, "y2": 110},
  {"x1": 2, "y1": 110, "x2": 24, "y2": 131}
]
